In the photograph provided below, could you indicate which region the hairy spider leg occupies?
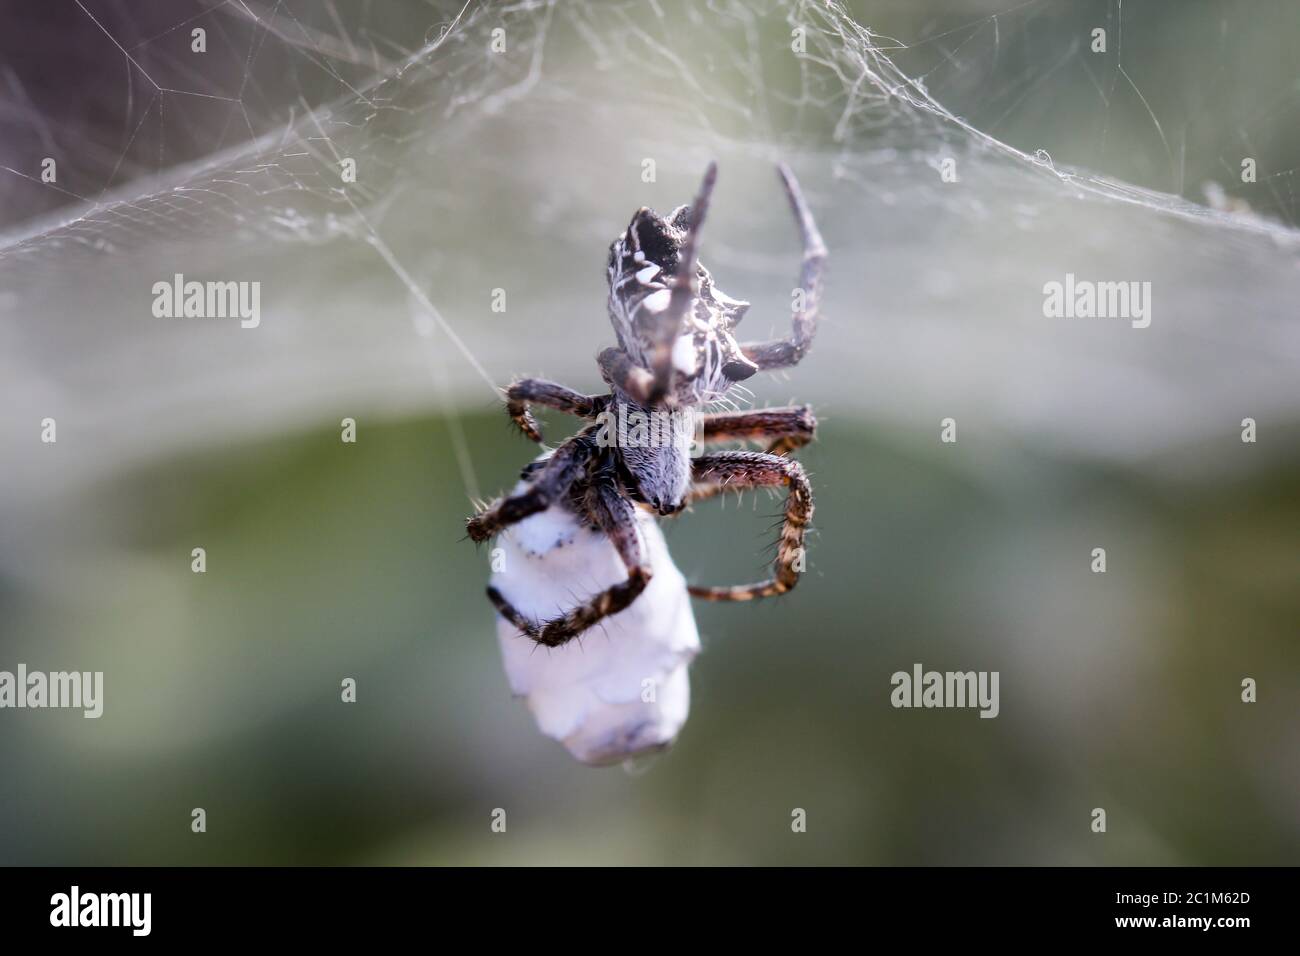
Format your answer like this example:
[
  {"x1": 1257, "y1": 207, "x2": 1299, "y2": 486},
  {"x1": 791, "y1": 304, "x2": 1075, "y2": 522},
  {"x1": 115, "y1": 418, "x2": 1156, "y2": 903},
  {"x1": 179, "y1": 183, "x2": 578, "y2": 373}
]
[
  {"x1": 645, "y1": 161, "x2": 718, "y2": 403},
  {"x1": 504, "y1": 378, "x2": 610, "y2": 443},
  {"x1": 597, "y1": 346, "x2": 657, "y2": 403},
  {"x1": 700, "y1": 405, "x2": 818, "y2": 456},
  {"x1": 487, "y1": 466, "x2": 653, "y2": 648},
  {"x1": 684, "y1": 451, "x2": 814, "y2": 601},
  {"x1": 466, "y1": 432, "x2": 595, "y2": 542},
  {"x1": 686, "y1": 407, "x2": 816, "y2": 507},
  {"x1": 739, "y1": 164, "x2": 828, "y2": 370}
]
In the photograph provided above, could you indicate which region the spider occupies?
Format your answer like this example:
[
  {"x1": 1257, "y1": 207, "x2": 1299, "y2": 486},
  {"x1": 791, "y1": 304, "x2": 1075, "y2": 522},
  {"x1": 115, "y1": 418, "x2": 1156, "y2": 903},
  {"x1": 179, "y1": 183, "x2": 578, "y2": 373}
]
[{"x1": 467, "y1": 162, "x2": 826, "y2": 648}]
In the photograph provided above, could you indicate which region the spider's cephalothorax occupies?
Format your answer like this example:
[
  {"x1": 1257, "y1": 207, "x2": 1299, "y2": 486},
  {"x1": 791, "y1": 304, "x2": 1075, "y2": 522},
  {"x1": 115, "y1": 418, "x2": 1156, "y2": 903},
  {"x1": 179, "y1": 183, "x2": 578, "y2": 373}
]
[{"x1": 468, "y1": 163, "x2": 827, "y2": 648}]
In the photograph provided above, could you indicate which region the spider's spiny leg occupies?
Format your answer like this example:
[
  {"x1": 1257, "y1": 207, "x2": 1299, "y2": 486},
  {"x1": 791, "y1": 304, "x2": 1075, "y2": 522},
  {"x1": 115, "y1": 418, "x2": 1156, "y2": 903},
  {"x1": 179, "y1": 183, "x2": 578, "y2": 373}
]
[
  {"x1": 647, "y1": 162, "x2": 718, "y2": 402},
  {"x1": 598, "y1": 347, "x2": 656, "y2": 405},
  {"x1": 524, "y1": 566, "x2": 651, "y2": 648},
  {"x1": 504, "y1": 378, "x2": 610, "y2": 443},
  {"x1": 486, "y1": 585, "x2": 538, "y2": 634},
  {"x1": 683, "y1": 451, "x2": 813, "y2": 601},
  {"x1": 739, "y1": 164, "x2": 827, "y2": 371},
  {"x1": 496, "y1": 471, "x2": 653, "y2": 648},
  {"x1": 700, "y1": 405, "x2": 817, "y2": 455},
  {"x1": 465, "y1": 432, "x2": 594, "y2": 542}
]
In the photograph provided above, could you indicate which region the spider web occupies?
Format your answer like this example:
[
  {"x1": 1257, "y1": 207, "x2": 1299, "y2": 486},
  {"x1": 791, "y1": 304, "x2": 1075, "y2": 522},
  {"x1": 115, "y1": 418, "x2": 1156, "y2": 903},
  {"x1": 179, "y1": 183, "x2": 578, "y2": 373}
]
[{"x1": 2, "y1": 0, "x2": 1298, "y2": 514}]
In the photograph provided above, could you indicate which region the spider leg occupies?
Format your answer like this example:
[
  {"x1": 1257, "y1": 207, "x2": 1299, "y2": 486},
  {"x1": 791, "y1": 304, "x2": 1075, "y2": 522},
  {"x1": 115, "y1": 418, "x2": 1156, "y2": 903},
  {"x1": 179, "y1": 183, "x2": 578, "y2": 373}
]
[
  {"x1": 488, "y1": 468, "x2": 652, "y2": 648},
  {"x1": 504, "y1": 378, "x2": 610, "y2": 443},
  {"x1": 701, "y1": 405, "x2": 817, "y2": 456},
  {"x1": 738, "y1": 164, "x2": 827, "y2": 371},
  {"x1": 646, "y1": 161, "x2": 718, "y2": 403},
  {"x1": 465, "y1": 432, "x2": 594, "y2": 542},
  {"x1": 684, "y1": 451, "x2": 813, "y2": 601},
  {"x1": 598, "y1": 346, "x2": 657, "y2": 404}
]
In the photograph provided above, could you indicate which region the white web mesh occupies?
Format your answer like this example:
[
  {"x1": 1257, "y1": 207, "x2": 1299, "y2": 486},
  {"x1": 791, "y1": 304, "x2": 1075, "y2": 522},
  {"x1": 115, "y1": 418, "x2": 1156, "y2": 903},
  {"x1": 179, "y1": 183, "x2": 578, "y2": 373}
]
[{"x1": 2, "y1": 0, "x2": 1297, "y2": 513}]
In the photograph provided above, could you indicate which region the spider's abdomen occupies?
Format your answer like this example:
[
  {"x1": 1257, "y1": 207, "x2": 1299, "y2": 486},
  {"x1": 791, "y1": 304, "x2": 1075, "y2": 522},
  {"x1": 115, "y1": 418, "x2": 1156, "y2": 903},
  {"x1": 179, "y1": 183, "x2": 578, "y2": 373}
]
[{"x1": 607, "y1": 203, "x2": 755, "y2": 402}]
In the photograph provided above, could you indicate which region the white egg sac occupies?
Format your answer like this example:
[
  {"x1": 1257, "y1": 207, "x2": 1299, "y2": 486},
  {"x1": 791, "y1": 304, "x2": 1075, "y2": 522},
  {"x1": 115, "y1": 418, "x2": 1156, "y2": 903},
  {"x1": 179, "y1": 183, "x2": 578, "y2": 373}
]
[{"x1": 489, "y1": 494, "x2": 700, "y2": 766}]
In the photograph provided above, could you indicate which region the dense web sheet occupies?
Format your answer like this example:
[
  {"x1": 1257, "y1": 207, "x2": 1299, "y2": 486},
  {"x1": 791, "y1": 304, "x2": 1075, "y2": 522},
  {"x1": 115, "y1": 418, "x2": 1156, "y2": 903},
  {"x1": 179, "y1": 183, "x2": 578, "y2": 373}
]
[{"x1": 1, "y1": 0, "x2": 1298, "y2": 512}]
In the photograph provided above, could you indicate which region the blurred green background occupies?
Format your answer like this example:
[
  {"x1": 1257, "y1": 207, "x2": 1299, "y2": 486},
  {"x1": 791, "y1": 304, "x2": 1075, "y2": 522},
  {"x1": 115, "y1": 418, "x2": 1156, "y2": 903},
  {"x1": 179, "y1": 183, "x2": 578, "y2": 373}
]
[
  {"x1": 3, "y1": 410, "x2": 1295, "y2": 864},
  {"x1": 0, "y1": 0, "x2": 1297, "y2": 865}
]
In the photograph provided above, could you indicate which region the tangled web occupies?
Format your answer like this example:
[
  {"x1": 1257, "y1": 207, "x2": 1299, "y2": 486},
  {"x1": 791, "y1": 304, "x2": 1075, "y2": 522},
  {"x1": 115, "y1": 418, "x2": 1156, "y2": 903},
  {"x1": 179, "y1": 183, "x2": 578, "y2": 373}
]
[{"x1": 1, "y1": 0, "x2": 1298, "y2": 505}]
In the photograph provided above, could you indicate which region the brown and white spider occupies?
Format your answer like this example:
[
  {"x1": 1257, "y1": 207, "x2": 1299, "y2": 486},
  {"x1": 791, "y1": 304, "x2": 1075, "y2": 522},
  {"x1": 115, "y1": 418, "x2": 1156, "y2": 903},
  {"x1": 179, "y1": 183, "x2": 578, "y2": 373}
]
[{"x1": 467, "y1": 162, "x2": 826, "y2": 647}]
